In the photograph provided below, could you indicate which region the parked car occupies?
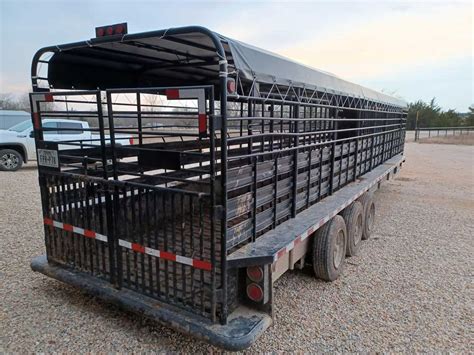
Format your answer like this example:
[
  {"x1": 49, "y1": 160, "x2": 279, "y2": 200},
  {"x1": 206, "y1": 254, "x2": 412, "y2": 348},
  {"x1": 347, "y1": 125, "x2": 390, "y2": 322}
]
[{"x1": 0, "y1": 119, "x2": 132, "y2": 171}]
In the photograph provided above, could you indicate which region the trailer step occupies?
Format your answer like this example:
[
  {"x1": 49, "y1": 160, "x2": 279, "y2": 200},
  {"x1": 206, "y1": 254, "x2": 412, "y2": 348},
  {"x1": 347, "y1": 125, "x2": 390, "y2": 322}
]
[
  {"x1": 227, "y1": 155, "x2": 405, "y2": 269},
  {"x1": 31, "y1": 255, "x2": 271, "y2": 351}
]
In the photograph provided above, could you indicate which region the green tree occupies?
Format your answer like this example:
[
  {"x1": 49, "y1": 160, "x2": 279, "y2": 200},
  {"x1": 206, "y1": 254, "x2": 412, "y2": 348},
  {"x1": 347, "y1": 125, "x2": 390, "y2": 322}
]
[
  {"x1": 465, "y1": 106, "x2": 474, "y2": 126},
  {"x1": 406, "y1": 98, "x2": 463, "y2": 129},
  {"x1": 406, "y1": 98, "x2": 441, "y2": 129}
]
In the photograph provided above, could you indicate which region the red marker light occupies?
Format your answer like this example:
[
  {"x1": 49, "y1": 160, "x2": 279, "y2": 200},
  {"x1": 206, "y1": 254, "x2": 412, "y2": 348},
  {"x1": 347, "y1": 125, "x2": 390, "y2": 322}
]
[
  {"x1": 115, "y1": 24, "x2": 125, "y2": 34},
  {"x1": 227, "y1": 78, "x2": 236, "y2": 94},
  {"x1": 95, "y1": 23, "x2": 128, "y2": 38},
  {"x1": 247, "y1": 283, "x2": 264, "y2": 302},
  {"x1": 247, "y1": 266, "x2": 263, "y2": 282}
]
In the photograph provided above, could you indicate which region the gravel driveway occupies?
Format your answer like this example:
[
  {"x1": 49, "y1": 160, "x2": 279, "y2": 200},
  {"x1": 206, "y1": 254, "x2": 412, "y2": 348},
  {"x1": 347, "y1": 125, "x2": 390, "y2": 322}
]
[{"x1": 1, "y1": 142, "x2": 472, "y2": 352}]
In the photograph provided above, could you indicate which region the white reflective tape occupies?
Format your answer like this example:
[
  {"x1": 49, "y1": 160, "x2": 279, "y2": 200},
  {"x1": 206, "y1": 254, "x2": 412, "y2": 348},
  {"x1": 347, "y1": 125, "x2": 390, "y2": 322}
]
[
  {"x1": 95, "y1": 233, "x2": 108, "y2": 242},
  {"x1": 118, "y1": 239, "x2": 132, "y2": 249},
  {"x1": 53, "y1": 221, "x2": 63, "y2": 229},
  {"x1": 286, "y1": 241, "x2": 295, "y2": 252},
  {"x1": 176, "y1": 255, "x2": 193, "y2": 266},
  {"x1": 73, "y1": 226, "x2": 84, "y2": 235},
  {"x1": 145, "y1": 247, "x2": 160, "y2": 257}
]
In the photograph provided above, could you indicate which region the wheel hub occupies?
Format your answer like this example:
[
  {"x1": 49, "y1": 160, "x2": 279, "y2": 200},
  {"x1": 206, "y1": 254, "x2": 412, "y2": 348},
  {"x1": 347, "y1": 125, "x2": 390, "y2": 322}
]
[{"x1": 1, "y1": 153, "x2": 19, "y2": 170}]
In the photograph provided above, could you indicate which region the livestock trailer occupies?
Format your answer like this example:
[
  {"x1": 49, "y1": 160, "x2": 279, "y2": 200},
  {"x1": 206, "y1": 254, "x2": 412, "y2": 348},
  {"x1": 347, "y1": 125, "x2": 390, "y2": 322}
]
[{"x1": 29, "y1": 24, "x2": 406, "y2": 350}]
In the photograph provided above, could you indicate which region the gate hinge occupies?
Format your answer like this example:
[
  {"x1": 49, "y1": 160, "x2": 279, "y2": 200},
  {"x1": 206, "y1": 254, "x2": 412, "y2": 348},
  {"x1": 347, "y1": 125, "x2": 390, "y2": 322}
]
[{"x1": 214, "y1": 205, "x2": 225, "y2": 219}]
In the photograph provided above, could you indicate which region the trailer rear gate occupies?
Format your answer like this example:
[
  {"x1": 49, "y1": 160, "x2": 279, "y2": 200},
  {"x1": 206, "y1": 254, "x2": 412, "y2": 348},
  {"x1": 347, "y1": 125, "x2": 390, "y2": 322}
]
[{"x1": 29, "y1": 25, "x2": 406, "y2": 350}]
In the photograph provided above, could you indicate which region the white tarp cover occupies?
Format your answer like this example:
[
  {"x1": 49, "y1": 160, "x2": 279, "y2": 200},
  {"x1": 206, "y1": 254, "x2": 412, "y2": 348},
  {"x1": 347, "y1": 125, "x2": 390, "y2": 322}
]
[{"x1": 223, "y1": 36, "x2": 406, "y2": 108}]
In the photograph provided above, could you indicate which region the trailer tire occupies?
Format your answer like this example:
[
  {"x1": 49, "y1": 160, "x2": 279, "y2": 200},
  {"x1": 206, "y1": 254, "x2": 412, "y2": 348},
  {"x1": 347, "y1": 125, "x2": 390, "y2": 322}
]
[
  {"x1": 312, "y1": 215, "x2": 347, "y2": 282},
  {"x1": 0, "y1": 149, "x2": 23, "y2": 171},
  {"x1": 341, "y1": 201, "x2": 364, "y2": 257},
  {"x1": 358, "y1": 192, "x2": 375, "y2": 240}
]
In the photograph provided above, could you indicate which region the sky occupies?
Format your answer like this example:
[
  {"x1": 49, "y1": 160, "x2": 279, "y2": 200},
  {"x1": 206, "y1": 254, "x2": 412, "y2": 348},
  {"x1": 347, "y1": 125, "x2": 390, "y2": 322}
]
[{"x1": 0, "y1": 0, "x2": 472, "y2": 111}]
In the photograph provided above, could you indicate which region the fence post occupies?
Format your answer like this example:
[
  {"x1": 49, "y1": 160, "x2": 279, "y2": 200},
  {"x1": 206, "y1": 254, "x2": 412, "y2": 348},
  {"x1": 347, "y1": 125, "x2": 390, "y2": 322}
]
[{"x1": 414, "y1": 111, "x2": 419, "y2": 141}]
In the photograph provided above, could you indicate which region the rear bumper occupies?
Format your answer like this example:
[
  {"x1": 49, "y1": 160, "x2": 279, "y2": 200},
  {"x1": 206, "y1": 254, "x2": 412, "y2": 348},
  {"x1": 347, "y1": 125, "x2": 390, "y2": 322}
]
[{"x1": 31, "y1": 255, "x2": 271, "y2": 351}]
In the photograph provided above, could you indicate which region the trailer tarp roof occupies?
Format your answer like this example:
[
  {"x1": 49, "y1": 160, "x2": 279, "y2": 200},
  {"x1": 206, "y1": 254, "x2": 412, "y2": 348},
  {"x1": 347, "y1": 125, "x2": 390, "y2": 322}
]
[
  {"x1": 222, "y1": 36, "x2": 406, "y2": 107},
  {"x1": 40, "y1": 26, "x2": 405, "y2": 107}
]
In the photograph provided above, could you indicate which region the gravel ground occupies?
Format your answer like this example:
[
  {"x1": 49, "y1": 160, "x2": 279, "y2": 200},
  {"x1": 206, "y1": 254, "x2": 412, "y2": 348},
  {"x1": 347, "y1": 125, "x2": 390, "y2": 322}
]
[{"x1": 1, "y1": 142, "x2": 473, "y2": 352}]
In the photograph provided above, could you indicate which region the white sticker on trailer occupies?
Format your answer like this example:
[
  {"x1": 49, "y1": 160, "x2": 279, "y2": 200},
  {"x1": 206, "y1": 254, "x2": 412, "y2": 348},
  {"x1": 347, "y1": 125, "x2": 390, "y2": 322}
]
[{"x1": 37, "y1": 149, "x2": 59, "y2": 168}]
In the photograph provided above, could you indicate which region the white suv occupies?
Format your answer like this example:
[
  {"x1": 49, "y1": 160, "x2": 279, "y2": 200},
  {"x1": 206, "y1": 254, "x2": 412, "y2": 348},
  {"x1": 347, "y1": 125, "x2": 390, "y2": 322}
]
[{"x1": 0, "y1": 119, "x2": 132, "y2": 171}]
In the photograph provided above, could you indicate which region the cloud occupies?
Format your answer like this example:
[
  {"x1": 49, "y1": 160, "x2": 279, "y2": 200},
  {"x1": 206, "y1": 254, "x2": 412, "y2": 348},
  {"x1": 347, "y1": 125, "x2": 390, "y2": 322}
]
[{"x1": 278, "y1": 4, "x2": 472, "y2": 80}]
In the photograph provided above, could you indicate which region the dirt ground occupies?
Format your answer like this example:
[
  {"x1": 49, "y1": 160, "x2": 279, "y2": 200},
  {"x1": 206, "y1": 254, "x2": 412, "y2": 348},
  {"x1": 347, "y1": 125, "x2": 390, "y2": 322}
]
[{"x1": 0, "y1": 141, "x2": 473, "y2": 352}]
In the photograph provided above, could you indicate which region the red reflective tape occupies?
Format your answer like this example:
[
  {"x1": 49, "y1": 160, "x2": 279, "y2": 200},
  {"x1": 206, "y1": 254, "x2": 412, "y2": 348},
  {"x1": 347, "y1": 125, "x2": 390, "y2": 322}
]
[
  {"x1": 44, "y1": 93, "x2": 54, "y2": 102},
  {"x1": 308, "y1": 227, "x2": 314, "y2": 235},
  {"x1": 295, "y1": 236, "x2": 302, "y2": 245},
  {"x1": 131, "y1": 243, "x2": 145, "y2": 253},
  {"x1": 84, "y1": 229, "x2": 96, "y2": 238},
  {"x1": 165, "y1": 89, "x2": 180, "y2": 99},
  {"x1": 198, "y1": 113, "x2": 207, "y2": 134},
  {"x1": 277, "y1": 248, "x2": 286, "y2": 259},
  {"x1": 63, "y1": 223, "x2": 73, "y2": 232},
  {"x1": 44, "y1": 218, "x2": 53, "y2": 226},
  {"x1": 193, "y1": 259, "x2": 212, "y2": 271},
  {"x1": 33, "y1": 112, "x2": 40, "y2": 129},
  {"x1": 160, "y1": 251, "x2": 176, "y2": 262}
]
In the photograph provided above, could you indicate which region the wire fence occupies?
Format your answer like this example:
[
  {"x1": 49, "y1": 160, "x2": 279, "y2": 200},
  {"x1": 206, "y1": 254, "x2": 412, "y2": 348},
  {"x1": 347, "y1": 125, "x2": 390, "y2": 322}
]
[{"x1": 414, "y1": 126, "x2": 474, "y2": 141}]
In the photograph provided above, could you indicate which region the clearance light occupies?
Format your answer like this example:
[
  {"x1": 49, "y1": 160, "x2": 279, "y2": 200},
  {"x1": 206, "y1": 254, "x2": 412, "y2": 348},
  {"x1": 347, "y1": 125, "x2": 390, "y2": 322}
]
[
  {"x1": 95, "y1": 23, "x2": 128, "y2": 38},
  {"x1": 227, "y1": 78, "x2": 236, "y2": 94}
]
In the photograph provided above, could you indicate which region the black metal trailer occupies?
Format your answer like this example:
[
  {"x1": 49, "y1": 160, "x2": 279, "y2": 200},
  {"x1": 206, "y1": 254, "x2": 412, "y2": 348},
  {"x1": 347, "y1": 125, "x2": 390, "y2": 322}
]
[{"x1": 29, "y1": 24, "x2": 406, "y2": 350}]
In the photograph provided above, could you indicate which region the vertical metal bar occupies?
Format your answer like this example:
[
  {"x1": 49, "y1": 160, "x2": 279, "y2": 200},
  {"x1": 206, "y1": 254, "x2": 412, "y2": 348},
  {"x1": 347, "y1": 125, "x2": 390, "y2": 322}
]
[
  {"x1": 252, "y1": 156, "x2": 257, "y2": 241},
  {"x1": 291, "y1": 90, "x2": 300, "y2": 217},
  {"x1": 219, "y1": 59, "x2": 229, "y2": 325},
  {"x1": 306, "y1": 146, "x2": 312, "y2": 208},
  {"x1": 318, "y1": 144, "x2": 324, "y2": 201},
  {"x1": 353, "y1": 111, "x2": 361, "y2": 181},
  {"x1": 153, "y1": 191, "x2": 161, "y2": 297},
  {"x1": 189, "y1": 196, "x2": 196, "y2": 309},
  {"x1": 138, "y1": 188, "x2": 146, "y2": 293},
  {"x1": 124, "y1": 185, "x2": 131, "y2": 288},
  {"x1": 208, "y1": 88, "x2": 217, "y2": 322},
  {"x1": 102, "y1": 91, "x2": 117, "y2": 284},
  {"x1": 137, "y1": 93, "x2": 143, "y2": 146},
  {"x1": 329, "y1": 117, "x2": 337, "y2": 195},
  {"x1": 180, "y1": 194, "x2": 186, "y2": 307},
  {"x1": 162, "y1": 193, "x2": 169, "y2": 301}
]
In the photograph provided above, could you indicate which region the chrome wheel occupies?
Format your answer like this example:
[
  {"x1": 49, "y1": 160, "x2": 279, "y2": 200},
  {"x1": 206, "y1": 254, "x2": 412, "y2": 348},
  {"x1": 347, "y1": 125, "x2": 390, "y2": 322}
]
[
  {"x1": 0, "y1": 153, "x2": 19, "y2": 171},
  {"x1": 333, "y1": 230, "x2": 345, "y2": 269}
]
